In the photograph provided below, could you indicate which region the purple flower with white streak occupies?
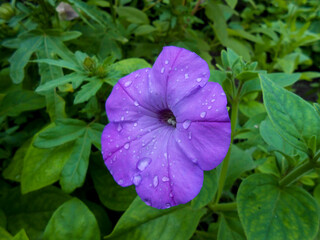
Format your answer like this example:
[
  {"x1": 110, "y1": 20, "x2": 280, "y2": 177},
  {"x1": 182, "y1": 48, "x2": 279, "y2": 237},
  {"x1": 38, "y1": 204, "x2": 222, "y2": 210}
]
[{"x1": 101, "y1": 46, "x2": 231, "y2": 209}]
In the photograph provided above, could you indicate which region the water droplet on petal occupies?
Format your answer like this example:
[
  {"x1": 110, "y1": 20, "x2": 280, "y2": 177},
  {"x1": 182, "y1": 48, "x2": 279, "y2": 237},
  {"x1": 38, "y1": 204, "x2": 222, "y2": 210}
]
[
  {"x1": 145, "y1": 200, "x2": 151, "y2": 206},
  {"x1": 165, "y1": 203, "x2": 171, "y2": 208},
  {"x1": 164, "y1": 153, "x2": 167, "y2": 159},
  {"x1": 185, "y1": 73, "x2": 189, "y2": 79},
  {"x1": 183, "y1": 120, "x2": 191, "y2": 129},
  {"x1": 162, "y1": 176, "x2": 170, "y2": 182},
  {"x1": 161, "y1": 67, "x2": 165, "y2": 73},
  {"x1": 221, "y1": 92, "x2": 225, "y2": 96},
  {"x1": 124, "y1": 143, "x2": 130, "y2": 149},
  {"x1": 137, "y1": 157, "x2": 152, "y2": 171},
  {"x1": 124, "y1": 81, "x2": 132, "y2": 87},
  {"x1": 188, "y1": 132, "x2": 192, "y2": 140},
  {"x1": 133, "y1": 175, "x2": 142, "y2": 186},
  {"x1": 117, "y1": 124, "x2": 122, "y2": 132},
  {"x1": 196, "y1": 78, "x2": 202, "y2": 82},
  {"x1": 165, "y1": 60, "x2": 169, "y2": 64},
  {"x1": 211, "y1": 99, "x2": 215, "y2": 102},
  {"x1": 121, "y1": 116, "x2": 125, "y2": 121},
  {"x1": 169, "y1": 192, "x2": 173, "y2": 198},
  {"x1": 133, "y1": 122, "x2": 138, "y2": 127},
  {"x1": 118, "y1": 179, "x2": 124, "y2": 184},
  {"x1": 208, "y1": 106, "x2": 212, "y2": 110},
  {"x1": 153, "y1": 176, "x2": 159, "y2": 187},
  {"x1": 200, "y1": 112, "x2": 206, "y2": 118},
  {"x1": 192, "y1": 159, "x2": 197, "y2": 163},
  {"x1": 135, "y1": 74, "x2": 139, "y2": 78},
  {"x1": 134, "y1": 101, "x2": 139, "y2": 106}
]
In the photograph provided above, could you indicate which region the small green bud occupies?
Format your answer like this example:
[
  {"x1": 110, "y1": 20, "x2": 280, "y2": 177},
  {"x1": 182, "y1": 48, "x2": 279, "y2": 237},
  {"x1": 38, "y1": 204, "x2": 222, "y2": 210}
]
[
  {"x1": 83, "y1": 57, "x2": 96, "y2": 72},
  {"x1": 0, "y1": 3, "x2": 14, "y2": 20}
]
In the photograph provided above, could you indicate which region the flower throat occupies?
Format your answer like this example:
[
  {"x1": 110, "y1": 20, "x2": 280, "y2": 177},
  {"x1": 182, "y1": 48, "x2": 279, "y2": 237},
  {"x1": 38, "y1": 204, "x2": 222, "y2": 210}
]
[{"x1": 158, "y1": 109, "x2": 176, "y2": 127}]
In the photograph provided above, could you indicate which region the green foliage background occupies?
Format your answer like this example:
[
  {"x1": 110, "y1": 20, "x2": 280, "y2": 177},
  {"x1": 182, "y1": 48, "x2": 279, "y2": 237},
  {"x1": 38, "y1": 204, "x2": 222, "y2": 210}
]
[{"x1": 0, "y1": 0, "x2": 320, "y2": 239}]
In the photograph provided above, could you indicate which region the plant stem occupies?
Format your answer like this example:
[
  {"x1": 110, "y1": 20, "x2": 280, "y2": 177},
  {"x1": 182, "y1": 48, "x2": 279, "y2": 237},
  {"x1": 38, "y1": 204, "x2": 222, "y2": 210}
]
[
  {"x1": 279, "y1": 161, "x2": 315, "y2": 187},
  {"x1": 209, "y1": 202, "x2": 237, "y2": 212},
  {"x1": 214, "y1": 98, "x2": 239, "y2": 204}
]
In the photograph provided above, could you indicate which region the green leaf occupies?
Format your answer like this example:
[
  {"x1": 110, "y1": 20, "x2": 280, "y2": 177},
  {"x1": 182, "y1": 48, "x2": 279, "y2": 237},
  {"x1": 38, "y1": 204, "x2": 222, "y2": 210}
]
[
  {"x1": 106, "y1": 197, "x2": 206, "y2": 240},
  {"x1": 34, "y1": 118, "x2": 86, "y2": 148},
  {"x1": 209, "y1": 70, "x2": 227, "y2": 85},
  {"x1": 106, "y1": 58, "x2": 151, "y2": 86},
  {"x1": 88, "y1": 123, "x2": 104, "y2": 150},
  {"x1": 13, "y1": 229, "x2": 29, "y2": 240},
  {"x1": 241, "y1": 73, "x2": 301, "y2": 97},
  {"x1": 21, "y1": 127, "x2": 74, "y2": 194},
  {"x1": 74, "y1": 79, "x2": 103, "y2": 104},
  {"x1": 116, "y1": 7, "x2": 149, "y2": 25},
  {"x1": 43, "y1": 198, "x2": 100, "y2": 240},
  {"x1": 260, "y1": 74, "x2": 320, "y2": 152},
  {"x1": 191, "y1": 169, "x2": 218, "y2": 209},
  {"x1": 36, "y1": 72, "x2": 85, "y2": 92},
  {"x1": 224, "y1": 145, "x2": 255, "y2": 190},
  {"x1": 34, "y1": 59, "x2": 81, "y2": 72},
  {"x1": 225, "y1": 0, "x2": 237, "y2": 9},
  {"x1": 90, "y1": 154, "x2": 136, "y2": 211},
  {"x1": 2, "y1": 187, "x2": 71, "y2": 239},
  {"x1": 9, "y1": 36, "x2": 42, "y2": 83},
  {"x1": 3, "y1": 140, "x2": 31, "y2": 182},
  {"x1": 237, "y1": 173, "x2": 319, "y2": 240},
  {"x1": 134, "y1": 25, "x2": 156, "y2": 36},
  {"x1": 239, "y1": 101, "x2": 265, "y2": 118},
  {"x1": 218, "y1": 213, "x2": 246, "y2": 240},
  {"x1": 60, "y1": 132, "x2": 92, "y2": 193},
  {"x1": 0, "y1": 90, "x2": 45, "y2": 117},
  {"x1": 0, "y1": 227, "x2": 12, "y2": 240}
]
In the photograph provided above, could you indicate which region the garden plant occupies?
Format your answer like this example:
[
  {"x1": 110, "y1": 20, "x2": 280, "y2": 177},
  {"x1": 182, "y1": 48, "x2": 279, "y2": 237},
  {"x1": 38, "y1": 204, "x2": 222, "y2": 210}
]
[{"x1": 0, "y1": 0, "x2": 320, "y2": 239}]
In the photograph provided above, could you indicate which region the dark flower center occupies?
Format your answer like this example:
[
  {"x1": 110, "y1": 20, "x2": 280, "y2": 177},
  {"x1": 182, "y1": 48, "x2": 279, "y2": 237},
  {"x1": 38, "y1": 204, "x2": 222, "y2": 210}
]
[{"x1": 158, "y1": 109, "x2": 176, "y2": 127}]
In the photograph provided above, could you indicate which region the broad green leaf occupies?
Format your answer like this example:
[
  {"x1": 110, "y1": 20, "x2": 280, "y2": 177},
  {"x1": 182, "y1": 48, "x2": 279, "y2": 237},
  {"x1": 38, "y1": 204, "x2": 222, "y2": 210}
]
[
  {"x1": 106, "y1": 197, "x2": 206, "y2": 240},
  {"x1": 134, "y1": 25, "x2": 156, "y2": 36},
  {"x1": 45, "y1": 91, "x2": 66, "y2": 121},
  {"x1": 224, "y1": 145, "x2": 255, "y2": 190},
  {"x1": 3, "y1": 140, "x2": 31, "y2": 182},
  {"x1": 34, "y1": 118, "x2": 86, "y2": 148},
  {"x1": 0, "y1": 227, "x2": 12, "y2": 240},
  {"x1": 105, "y1": 58, "x2": 151, "y2": 86},
  {"x1": 88, "y1": 123, "x2": 104, "y2": 150},
  {"x1": 74, "y1": 79, "x2": 103, "y2": 104},
  {"x1": 21, "y1": 127, "x2": 74, "y2": 194},
  {"x1": 260, "y1": 74, "x2": 320, "y2": 152},
  {"x1": 2, "y1": 187, "x2": 71, "y2": 239},
  {"x1": 43, "y1": 198, "x2": 100, "y2": 240},
  {"x1": 9, "y1": 36, "x2": 42, "y2": 83},
  {"x1": 68, "y1": 0, "x2": 104, "y2": 26},
  {"x1": 36, "y1": 72, "x2": 84, "y2": 92},
  {"x1": 218, "y1": 213, "x2": 246, "y2": 240},
  {"x1": 209, "y1": 70, "x2": 227, "y2": 85},
  {"x1": 241, "y1": 73, "x2": 301, "y2": 96},
  {"x1": 34, "y1": 59, "x2": 81, "y2": 72},
  {"x1": 0, "y1": 90, "x2": 45, "y2": 117},
  {"x1": 206, "y1": 1, "x2": 229, "y2": 44},
  {"x1": 239, "y1": 101, "x2": 265, "y2": 118},
  {"x1": 13, "y1": 229, "x2": 29, "y2": 240},
  {"x1": 191, "y1": 169, "x2": 218, "y2": 209},
  {"x1": 60, "y1": 133, "x2": 92, "y2": 193},
  {"x1": 116, "y1": 7, "x2": 149, "y2": 25},
  {"x1": 225, "y1": 0, "x2": 237, "y2": 9},
  {"x1": 90, "y1": 154, "x2": 136, "y2": 211},
  {"x1": 237, "y1": 173, "x2": 319, "y2": 240}
]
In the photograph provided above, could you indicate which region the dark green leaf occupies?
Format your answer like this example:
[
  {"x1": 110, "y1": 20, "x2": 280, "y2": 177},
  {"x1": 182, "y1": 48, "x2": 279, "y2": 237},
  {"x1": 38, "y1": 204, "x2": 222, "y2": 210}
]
[
  {"x1": 237, "y1": 173, "x2": 319, "y2": 240},
  {"x1": 74, "y1": 79, "x2": 103, "y2": 104},
  {"x1": 116, "y1": 7, "x2": 149, "y2": 25},
  {"x1": 43, "y1": 198, "x2": 100, "y2": 240}
]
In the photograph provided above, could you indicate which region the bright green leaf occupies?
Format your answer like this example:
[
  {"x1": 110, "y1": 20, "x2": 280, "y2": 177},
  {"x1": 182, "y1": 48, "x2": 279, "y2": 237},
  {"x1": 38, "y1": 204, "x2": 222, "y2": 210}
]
[{"x1": 74, "y1": 79, "x2": 103, "y2": 104}]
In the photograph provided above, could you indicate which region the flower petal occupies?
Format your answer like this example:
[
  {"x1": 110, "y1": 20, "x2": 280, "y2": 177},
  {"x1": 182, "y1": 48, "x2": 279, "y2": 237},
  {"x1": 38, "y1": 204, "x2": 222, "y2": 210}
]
[
  {"x1": 174, "y1": 121, "x2": 231, "y2": 171},
  {"x1": 151, "y1": 46, "x2": 210, "y2": 108},
  {"x1": 173, "y1": 82, "x2": 229, "y2": 123},
  {"x1": 106, "y1": 68, "x2": 161, "y2": 122}
]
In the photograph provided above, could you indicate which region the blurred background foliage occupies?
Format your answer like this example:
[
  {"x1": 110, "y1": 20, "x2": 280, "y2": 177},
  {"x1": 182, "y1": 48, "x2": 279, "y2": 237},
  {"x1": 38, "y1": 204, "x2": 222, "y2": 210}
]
[{"x1": 0, "y1": 0, "x2": 319, "y2": 239}]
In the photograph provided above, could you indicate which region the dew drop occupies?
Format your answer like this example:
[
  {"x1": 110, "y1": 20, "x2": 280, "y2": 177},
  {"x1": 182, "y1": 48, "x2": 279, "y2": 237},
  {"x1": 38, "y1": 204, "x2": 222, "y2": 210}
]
[
  {"x1": 162, "y1": 176, "x2": 170, "y2": 182},
  {"x1": 145, "y1": 200, "x2": 151, "y2": 206},
  {"x1": 137, "y1": 157, "x2": 152, "y2": 171},
  {"x1": 196, "y1": 78, "x2": 202, "y2": 82},
  {"x1": 221, "y1": 92, "x2": 225, "y2": 96},
  {"x1": 134, "y1": 101, "x2": 139, "y2": 106},
  {"x1": 188, "y1": 132, "x2": 192, "y2": 140},
  {"x1": 121, "y1": 116, "x2": 125, "y2": 121},
  {"x1": 192, "y1": 159, "x2": 197, "y2": 163},
  {"x1": 164, "y1": 153, "x2": 167, "y2": 159},
  {"x1": 117, "y1": 124, "x2": 122, "y2": 132},
  {"x1": 153, "y1": 176, "x2": 159, "y2": 187},
  {"x1": 161, "y1": 67, "x2": 165, "y2": 73},
  {"x1": 211, "y1": 99, "x2": 215, "y2": 102},
  {"x1": 182, "y1": 120, "x2": 191, "y2": 129},
  {"x1": 165, "y1": 203, "x2": 171, "y2": 208},
  {"x1": 165, "y1": 60, "x2": 169, "y2": 64},
  {"x1": 133, "y1": 175, "x2": 142, "y2": 186},
  {"x1": 124, "y1": 81, "x2": 132, "y2": 87},
  {"x1": 124, "y1": 143, "x2": 130, "y2": 149},
  {"x1": 185, "y1": 73, "x2": 189, "y2": 79},
  {"x1": 208, "y1": 106, "x2": 212, "y2": 110},
  {"x1": 169, "y1": 192, "x2": 173, "y2": 198},
  {"x1": 200, "y1": 112, "x2": 206, "y2": 118},
  {"x1": 118, "y1": 179, "x2": 124, "y2": 184},
  {"x1": 133, "y1": 122, "x2": 138, "y2": 127}
]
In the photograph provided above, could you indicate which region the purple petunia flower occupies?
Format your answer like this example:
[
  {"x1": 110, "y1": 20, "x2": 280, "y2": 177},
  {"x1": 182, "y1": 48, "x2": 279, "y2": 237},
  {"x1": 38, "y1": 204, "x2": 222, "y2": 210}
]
[{"x1": 101, "y1": 46, "x2": 231, "y2": 209}]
